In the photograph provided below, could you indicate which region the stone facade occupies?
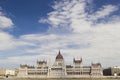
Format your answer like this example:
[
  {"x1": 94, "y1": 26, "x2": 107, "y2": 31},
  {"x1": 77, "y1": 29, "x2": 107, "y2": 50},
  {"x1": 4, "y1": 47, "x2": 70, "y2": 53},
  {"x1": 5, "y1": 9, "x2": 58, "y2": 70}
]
[{"x1": 17, "y1": 51, "x2": 103, "y2": 78}]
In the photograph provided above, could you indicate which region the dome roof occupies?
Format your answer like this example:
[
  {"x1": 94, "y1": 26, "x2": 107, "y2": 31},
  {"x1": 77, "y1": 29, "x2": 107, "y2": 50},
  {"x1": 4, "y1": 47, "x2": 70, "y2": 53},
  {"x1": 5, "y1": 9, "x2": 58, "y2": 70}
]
[{"x1": 56, "y1": 50, "x2": 63, "y2": 60}]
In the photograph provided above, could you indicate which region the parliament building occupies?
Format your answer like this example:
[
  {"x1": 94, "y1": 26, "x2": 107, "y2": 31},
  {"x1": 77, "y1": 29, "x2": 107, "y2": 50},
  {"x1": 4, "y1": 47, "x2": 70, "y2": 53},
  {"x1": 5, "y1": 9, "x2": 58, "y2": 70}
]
[{"x1": 17, "y1": 51, "x2": 103, "y2": 78}]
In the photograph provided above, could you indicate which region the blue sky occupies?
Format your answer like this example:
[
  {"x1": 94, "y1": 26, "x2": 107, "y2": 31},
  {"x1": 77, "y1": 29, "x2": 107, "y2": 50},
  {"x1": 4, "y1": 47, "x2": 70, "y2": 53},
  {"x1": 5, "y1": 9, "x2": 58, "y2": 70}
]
[
  {"x1": 0, "y1": 0, "x2": 54, "y2": 36},
  {"x1": 0, "y1": 0, "x2": 120, "y2": 68}
]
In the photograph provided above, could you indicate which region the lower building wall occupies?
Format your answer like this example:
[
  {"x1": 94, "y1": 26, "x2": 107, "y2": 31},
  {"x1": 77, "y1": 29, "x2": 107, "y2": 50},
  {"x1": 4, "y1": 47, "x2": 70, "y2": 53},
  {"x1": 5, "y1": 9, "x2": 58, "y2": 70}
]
[
  {"x1": 17, "y1": 72, "x2": 103, "y2": 78},
  {"x1": 17, "y1": 75, "x2": 103, "y2": 78},
  {"x1": 17, "y1": 67, "x2": 103, "y2": 78}
]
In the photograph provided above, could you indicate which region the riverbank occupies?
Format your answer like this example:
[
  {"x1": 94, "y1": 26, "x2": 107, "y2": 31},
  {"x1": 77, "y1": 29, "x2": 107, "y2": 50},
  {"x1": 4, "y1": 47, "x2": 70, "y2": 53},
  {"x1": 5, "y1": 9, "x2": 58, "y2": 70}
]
[{"x1": 1, "y1": 76, "x2": 120, "y2": 80}]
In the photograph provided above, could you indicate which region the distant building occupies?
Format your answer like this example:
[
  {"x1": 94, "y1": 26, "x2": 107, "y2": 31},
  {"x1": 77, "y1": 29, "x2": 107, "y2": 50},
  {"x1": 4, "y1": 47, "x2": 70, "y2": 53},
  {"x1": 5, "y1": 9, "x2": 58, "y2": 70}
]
[
  {"x1": 17, "y1": 51, "x2": 103, "y2": 78},
  {"x1": 5, "y1": 69, "x2": 16, "y2": 76},
  {"x1": 0, "y1": 69, "x2": 6, "y2": 76},
  {"x1": 103, "y1": 66, "x2": 120, "y2": 76},
  {"x1": 111, "y1": 66, "x2": 120, "y2": 76},
  {"x1": 103, "y1": 68, "x2": 111, "y2": 76}
]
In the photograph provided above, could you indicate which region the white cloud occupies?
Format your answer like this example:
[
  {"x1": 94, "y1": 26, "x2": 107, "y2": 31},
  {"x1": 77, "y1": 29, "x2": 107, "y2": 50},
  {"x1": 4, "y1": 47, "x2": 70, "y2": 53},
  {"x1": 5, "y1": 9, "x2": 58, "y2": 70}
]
[
  {"x1": 0, "y1": 31, "x2": 15, "y2": 50},
  {"x1": 0, "y1": 15, "x2": 14, "y2": 29},
  {"x1": 0, "y1": 8, "x2": 14, "y2": 29},
  {"x1": 39, "y1": 0, "x2": 90, "y2": 33},
  {"x1": 89, "y1": 5, "x2": 118, "y2": 21},
  {"x1": 0, "y1": 55, "x2": 39, "y2": 68},
  {"x1": 1, "y1": 26, "x2": 120, "y2": 68},
  {"x1": 0, "y1": 7, "x2": 14, "y2": 50}
]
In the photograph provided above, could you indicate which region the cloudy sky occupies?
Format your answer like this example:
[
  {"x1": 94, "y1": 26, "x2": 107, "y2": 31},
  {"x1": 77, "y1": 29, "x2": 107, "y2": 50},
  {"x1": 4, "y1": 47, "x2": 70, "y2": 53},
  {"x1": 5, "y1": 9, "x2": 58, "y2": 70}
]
[{"x1": 0, "y1": 0, "x2": 120, "y2": 68}]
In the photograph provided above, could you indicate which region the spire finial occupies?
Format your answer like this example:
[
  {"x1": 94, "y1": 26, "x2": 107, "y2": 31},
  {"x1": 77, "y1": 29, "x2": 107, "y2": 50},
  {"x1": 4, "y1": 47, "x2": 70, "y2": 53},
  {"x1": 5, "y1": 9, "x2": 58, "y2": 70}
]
[
  {"x1": 73, "y1": 57, "x2": 75, "y2": 62},
  {"x1": 59, "y1": 50, "x2": 60, "y2": 54},
  {"x1": 80, "y1": 57, "x2": 82, "y2": 63}
]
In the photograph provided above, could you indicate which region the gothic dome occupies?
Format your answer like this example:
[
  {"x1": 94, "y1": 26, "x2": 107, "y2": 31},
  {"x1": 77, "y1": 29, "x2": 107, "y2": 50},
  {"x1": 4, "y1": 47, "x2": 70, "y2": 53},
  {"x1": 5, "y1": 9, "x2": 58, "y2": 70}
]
[{"x1": 56, "y1": 50, "x2": 63, "y2": 60}]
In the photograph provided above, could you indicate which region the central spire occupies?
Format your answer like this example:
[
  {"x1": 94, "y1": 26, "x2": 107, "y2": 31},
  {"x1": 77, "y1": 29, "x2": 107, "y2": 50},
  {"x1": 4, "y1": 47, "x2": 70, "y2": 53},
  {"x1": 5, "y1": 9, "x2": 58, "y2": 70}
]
[
  {"x1": 56, "y1": 50, "x2": 63, "y2": 60},
  {"x1": 59, "y1": 50, "x2": 60, "y2": 54}
]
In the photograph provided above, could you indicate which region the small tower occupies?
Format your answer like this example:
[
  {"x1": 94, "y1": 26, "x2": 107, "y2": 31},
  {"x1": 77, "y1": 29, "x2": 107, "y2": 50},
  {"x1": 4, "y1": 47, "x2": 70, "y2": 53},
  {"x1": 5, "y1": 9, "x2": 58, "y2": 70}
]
[
  {"x1": 91, "y1": 63, "x2": 103, "y2": 76},
  {"x1": 73, "y1": 57, "x2": 82, "y2": 68},
  {"x1": 37, "y1": 60, "x2": 47, "y2": 68}
]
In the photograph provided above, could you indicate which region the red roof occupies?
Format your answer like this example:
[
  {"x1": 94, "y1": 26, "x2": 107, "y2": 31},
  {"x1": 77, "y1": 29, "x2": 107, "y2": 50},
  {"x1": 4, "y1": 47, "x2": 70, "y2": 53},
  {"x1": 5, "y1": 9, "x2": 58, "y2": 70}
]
[
  {"x1": 20, "y1": 64, "x2": 28, "y2": 68},
  {"x1": 20, "y1": 64, "x2": 34, "y2": 68},
  {"x1": 66, "y1": 65, "x2": 73, "y2": 68},
  {"x1": 37, "y1": 61, "x2": 47, "y2": 64},
  {"x1": 92, "y1": 63, "x2": 101, "y2": 67},
  {"x1": 56, "y1": 50, "x2": 63, "y2": 59}
]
